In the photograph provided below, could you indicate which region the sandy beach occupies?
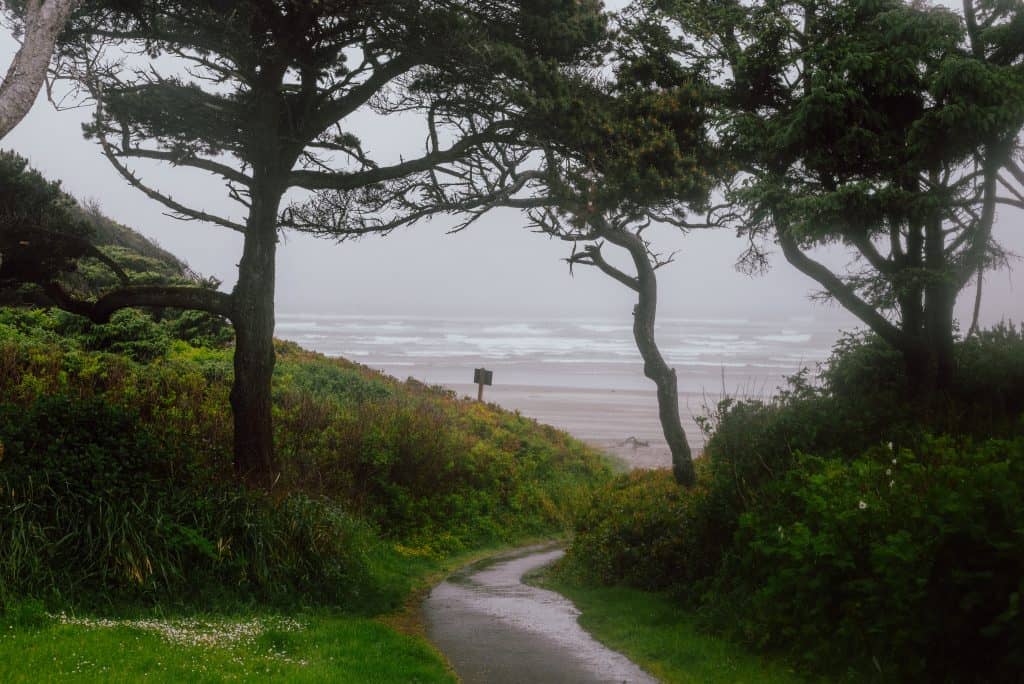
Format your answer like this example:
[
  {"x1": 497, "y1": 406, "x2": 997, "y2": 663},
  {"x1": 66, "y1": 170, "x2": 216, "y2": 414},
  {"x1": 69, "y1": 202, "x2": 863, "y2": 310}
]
[
  {"x1": 445, "y1": 382, "x2": 713, "y2": 470},
  {"x1": 276, "y1": 313, "x2": 837, "y2": 470}
]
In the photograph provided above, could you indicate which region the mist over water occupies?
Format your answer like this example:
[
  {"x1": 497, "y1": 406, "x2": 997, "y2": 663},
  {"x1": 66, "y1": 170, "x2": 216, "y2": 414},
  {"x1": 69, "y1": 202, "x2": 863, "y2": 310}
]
[{"x1": 276, "y1": 313, "x2": 840, "y2": 395}]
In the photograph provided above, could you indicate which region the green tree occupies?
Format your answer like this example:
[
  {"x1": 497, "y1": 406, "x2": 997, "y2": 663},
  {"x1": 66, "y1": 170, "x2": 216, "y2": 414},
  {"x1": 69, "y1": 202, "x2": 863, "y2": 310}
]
[
  {"x1": 303, "y1": 10, "x2": 720, "y2": 485},
  {"x1": 654, "y1": 0, "x2": 1024, "y2": 397},
  {"x1": 49, "y1": 0, "x2": 604, "y2": 484},
  {"x1": 0, "y1": 151, "x2": 128, "y2": 295}
]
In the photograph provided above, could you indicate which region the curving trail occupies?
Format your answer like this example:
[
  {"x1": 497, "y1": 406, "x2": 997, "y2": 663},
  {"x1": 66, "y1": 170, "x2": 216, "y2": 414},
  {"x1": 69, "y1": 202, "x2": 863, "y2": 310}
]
[{"x1": 423, "y1": 545, "x2": 657, "y2": 684}]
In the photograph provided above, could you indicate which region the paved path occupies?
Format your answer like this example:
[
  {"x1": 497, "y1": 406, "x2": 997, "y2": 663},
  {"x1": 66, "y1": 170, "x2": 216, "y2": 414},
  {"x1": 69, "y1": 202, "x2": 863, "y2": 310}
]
[{"x1": 423, "y1": 545, "x2": 657, "y2": 684}]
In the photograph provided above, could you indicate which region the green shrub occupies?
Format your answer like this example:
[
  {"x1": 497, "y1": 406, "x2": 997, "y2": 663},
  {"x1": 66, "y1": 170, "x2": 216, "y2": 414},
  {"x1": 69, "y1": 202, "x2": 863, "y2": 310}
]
[
  {"x1": 955, "y1": 323, "x2": 1024, "y2": 433},
  {"x1": 705, "y1": 436, "x2": 1024, "y2": 682},
  {"x1": 562, "y1": 327, "x2": 1024, "y2": 681},
  {"x1": 0, "y1": 394, "x2": 395, "y2": 612},
  {"x1": 0, "y1": 395, "x2": 177, "y2": 496},
  {"x1": 561, "y1": 469, "x2": 704, "y2": 588},
  {"x1": 0, "y1": 316, "x2": 612, "y2": 611}
]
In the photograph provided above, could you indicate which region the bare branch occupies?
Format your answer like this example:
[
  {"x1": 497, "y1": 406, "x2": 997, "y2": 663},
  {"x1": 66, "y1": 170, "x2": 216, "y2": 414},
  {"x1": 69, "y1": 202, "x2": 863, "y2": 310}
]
[
  {"x1": 568, "y1": 241, "x2": 641, "y2": 291},
  {"x1": 288, "y1": 126, "x2": 514, "y2": 191},
  {"x1": 119, "y1": 146, "x2": 252, "y2": 187},
  {"x1": 776, "y1": 223, "x2": 906, "y2": 351},
  {"x1": 93, "y1": 114, "x2": 248, "y2": 233}
]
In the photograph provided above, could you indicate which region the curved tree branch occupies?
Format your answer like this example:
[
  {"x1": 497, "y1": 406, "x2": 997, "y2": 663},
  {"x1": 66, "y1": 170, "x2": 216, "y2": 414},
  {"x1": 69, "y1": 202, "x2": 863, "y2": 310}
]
[
  {"x1": 288, "y1": 127, "x2": 514, "y2": 191},
  {"x1": 95, "y1": 125, "x2": 248, "y2": 233},
  {"x1": 569, "y1": 241, "x2": 640, "y2": 291},
  {"x1": 43, "y1": 282, "x2": 235, "y2": 323},
  {"x1": 776, "y1": 223, "x2": 907, "y2": 351},
  {"x1": 120, "y1": 146, "x2": 253, "y2": 187}
]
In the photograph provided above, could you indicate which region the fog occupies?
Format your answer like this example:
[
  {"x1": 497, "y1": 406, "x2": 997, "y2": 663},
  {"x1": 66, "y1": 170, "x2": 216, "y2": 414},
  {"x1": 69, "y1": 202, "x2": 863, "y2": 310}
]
[{"x1": 1, "y1": 3, "x2": 1020, "y2": 330}]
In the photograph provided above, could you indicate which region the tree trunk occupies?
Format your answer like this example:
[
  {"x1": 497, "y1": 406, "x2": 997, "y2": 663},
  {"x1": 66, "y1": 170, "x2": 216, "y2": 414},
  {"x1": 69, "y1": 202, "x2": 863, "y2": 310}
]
[
  {"x1": 601, "y1": 228, "x2": 696, "y2": 486},
  {"x1": 900, "y1": 218, "x2": 957, "y2": 412},
  {"x1": 229, "y1": 174, "x2": 282, "y2": 485},
  {"x1": 902, "y1": 338, "x2": 936, "y2": 400},
  {"x1": 0, "y1": 0, "x2": 83, "y2": 139},
  {"x1": 923, "y1": 282, "x2": 956, "y2": 393},
  {"x1": 922, "y1": 216, "x2": 956, "y2": 394}
]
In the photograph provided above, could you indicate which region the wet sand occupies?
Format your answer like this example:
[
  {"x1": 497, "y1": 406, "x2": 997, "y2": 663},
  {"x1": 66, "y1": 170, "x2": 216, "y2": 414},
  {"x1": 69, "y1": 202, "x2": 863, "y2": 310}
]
[
  {"x1": 446, "y1": 382, "x2": 718, "y2": 469},
  {"x1": 424, "y1": 545, "x2": 656, "y2": 684}
]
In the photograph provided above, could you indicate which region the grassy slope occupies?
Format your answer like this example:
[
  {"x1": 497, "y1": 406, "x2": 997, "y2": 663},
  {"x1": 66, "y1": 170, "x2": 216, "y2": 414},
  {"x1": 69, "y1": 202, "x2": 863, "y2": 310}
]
[
  {"x1": 0, "y1": 316, "x2": 610, "y2": 681},
  {"x1": 537, "y1": 575, "x2": 812, "y2": 684},
  {"x1": 0, "y1": 162, "x2": 616, "y2": 680}
]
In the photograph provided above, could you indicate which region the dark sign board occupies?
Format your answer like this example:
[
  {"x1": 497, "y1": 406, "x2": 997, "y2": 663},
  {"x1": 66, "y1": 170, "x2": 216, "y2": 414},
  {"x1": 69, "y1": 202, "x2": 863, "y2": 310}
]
[{"x1": 473, "y1": 368, "x2": 493, "y2": 386}]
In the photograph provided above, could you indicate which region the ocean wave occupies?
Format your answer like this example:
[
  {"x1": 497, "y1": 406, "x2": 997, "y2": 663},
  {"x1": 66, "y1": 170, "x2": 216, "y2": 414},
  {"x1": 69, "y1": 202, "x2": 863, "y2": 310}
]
[{"x1": 756, "y1": 333, "x2": 813, "y2": 343}]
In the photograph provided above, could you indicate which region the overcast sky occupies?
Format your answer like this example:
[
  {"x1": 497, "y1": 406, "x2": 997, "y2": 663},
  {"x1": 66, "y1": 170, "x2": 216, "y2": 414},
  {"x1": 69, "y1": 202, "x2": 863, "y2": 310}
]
[{"x1": 0, "y1": 3, "x2": 1020, "y2": 329}]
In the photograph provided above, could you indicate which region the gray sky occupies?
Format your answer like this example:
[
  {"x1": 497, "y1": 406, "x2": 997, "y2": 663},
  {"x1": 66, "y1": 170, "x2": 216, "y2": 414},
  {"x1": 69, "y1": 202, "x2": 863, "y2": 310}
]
[{"x1": 0, "y1": 7, "x2": 1020, "y2": 329}]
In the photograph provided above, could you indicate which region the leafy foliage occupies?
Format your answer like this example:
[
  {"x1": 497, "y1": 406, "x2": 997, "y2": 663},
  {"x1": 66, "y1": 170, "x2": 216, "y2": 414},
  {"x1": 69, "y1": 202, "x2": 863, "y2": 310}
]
[
  {"x1": 0, "y1": 395, "x2": 387, "y2": 612},
  {"x1": 560, "y1": 468, "x2": 711, "y2": 590},
  {"x1": 709, "y1": 437, "x2": 1024, "y2": 682},
  {"x1": 639, "y1": 0, "x2": 1024, "y2": 392},
  {"x1": 0, "y1": 152, "x2": 95, "y2": 289},
  {"x1": 563, "y1": 329, "x2": 1024, "y2": 680},
  {"x1": 0, "y1": 153, "x2": 232, "y2": 355},
  {"x1": 0, "y1": 310, "x2": 611, "y2": 610}
]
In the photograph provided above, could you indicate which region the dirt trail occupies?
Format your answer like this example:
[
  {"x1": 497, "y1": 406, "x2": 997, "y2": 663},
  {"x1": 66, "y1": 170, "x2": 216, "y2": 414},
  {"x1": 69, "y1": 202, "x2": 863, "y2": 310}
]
[{"x1": 423, "y1": 544, "x2": 656, "y2": 684}]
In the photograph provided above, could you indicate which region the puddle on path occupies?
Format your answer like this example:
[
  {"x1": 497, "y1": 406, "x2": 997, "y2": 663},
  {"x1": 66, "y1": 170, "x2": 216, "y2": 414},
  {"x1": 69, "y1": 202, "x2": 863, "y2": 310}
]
[{"x1": 423, "y1": 544, "x2": 657, "y2": 684}]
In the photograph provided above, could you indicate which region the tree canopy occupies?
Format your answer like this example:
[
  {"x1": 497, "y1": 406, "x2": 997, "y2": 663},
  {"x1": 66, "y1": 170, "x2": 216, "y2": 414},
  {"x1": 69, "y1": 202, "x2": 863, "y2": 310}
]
[
  {"x1": 309, "y1": 7, "x2": 725, "y2": 486},
  {"x1": 648, "y1": 0, "x2": 1024, "y2": 394},
  {"x1": 51, "y1": 0, "x2": 608, "y2": 482}
]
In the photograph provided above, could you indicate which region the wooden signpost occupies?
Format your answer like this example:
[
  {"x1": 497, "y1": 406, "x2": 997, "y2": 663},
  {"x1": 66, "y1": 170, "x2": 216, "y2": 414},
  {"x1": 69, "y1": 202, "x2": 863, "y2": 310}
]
[{"x1": 474, "y1": 367, "x2": 493, "y2": 401}]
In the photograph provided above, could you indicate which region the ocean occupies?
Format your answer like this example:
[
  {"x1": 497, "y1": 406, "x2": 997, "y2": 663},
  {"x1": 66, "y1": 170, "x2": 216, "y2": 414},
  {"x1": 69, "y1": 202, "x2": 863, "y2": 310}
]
[{"x1": 275, "y1": 313, "x2": 844, "y2": 468}]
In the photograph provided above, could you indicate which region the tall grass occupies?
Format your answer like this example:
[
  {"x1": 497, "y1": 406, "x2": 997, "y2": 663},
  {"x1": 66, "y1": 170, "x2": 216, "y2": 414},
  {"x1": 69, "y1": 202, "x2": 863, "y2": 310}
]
[{"x1": 0, "y1": 310, "x2": 612, "y2": 611}]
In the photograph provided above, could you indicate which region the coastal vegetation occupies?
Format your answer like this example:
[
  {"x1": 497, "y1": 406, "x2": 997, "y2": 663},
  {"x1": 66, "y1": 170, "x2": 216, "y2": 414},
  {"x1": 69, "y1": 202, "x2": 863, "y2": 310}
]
[
  {"x1": 0, "y1": 0, "x2": 1022, "y2": 681},
  {"x1": 558, "y1": 328, "x2": 1024, "y2": 681},
  {"x1": 0, "y1": 304, "x2": 608, "y2": 609},
  {"x1": 0, "y1": 156, "x2": 611, "y2": 677}
]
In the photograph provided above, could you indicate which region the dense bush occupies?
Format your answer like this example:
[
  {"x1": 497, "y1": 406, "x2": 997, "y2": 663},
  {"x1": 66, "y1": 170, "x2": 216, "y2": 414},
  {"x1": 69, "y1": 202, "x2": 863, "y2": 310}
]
[
  {"x1": 707, "y1": 437, "x2": 1024, "y2": 681},
  {"x1": 273, "y1": 350, "x2": 607, "y2": 553},
  {"x1": 0, "y1": 312, "x2": 611, "y2": 609},
  {"x1": 562, "y1": 328, "x2": 1024, "y2": 681},
  {"x1": 955, "y1": 324, "x2": 1024, "y2": 432},
  {"x1": 561, "y1": 469, "x2": 707, "y2": 589},
  {"x1": 0, "y1": 396, "x2": 391, "y2": 612}
]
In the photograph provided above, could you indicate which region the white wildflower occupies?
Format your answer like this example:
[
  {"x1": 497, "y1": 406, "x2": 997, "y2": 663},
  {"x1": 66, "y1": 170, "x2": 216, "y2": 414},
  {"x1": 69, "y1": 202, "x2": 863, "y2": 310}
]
[
  {"x1": 886, "y1": 468, "x2": 892, "y2": 476},
  {"x1": 886, "y1": 441, "x2": 894, "y2": 451},
  {"x1": 50, "y1": 614, "x2": 305, "y2": 656},
  {"x1": 889, "y1": 480, "x2": 895, "y2": 488},
  {"x1": 858, "y1": 500, "x2": 868, "y2": 510}
]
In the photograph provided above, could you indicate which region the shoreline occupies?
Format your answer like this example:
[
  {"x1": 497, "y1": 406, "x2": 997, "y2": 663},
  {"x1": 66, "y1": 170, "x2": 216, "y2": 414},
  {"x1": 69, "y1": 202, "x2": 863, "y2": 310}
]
[{"x1": 444, "y1": 381, "x2": 715, "y2": 470}]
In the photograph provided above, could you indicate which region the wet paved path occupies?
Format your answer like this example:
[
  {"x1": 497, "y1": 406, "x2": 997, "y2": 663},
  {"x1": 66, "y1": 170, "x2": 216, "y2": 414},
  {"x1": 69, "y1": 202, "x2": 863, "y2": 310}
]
[{"x1": 423, "y1": 544, "x2": 657, "y2": 684}]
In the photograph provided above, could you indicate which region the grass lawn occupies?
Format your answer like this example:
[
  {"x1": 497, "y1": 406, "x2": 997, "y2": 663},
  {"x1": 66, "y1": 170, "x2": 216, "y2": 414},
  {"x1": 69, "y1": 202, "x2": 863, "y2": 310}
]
[
  {"x1": 0, "y1": 611, "x2": 454, "y2": 683},
  {"x1": 0, "y1": 540, "x2": 565, "y2": 682},
  {"x1": 537, "y1": 575, "x2": 813, "y2": 684}
]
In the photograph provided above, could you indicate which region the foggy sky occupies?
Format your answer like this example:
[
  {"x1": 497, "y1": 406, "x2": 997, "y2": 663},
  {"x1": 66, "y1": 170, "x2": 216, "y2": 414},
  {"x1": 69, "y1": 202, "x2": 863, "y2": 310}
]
[{"x1": 0, "y1": 4, "x2": 1020, "y2": 330}]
